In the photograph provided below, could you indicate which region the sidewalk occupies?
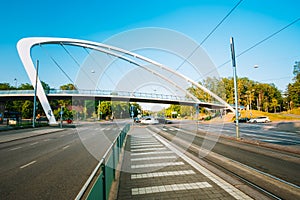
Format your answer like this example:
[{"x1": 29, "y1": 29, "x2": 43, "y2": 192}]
[
  {"x1": 0, "y1": 127, "x2": 63, "y2": 143},
  {"x1": 117, "y1": 127, "x2": 255, "y2": 199}
]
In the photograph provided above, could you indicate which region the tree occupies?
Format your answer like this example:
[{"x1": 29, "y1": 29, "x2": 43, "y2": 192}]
[
  {"x1": 293, "y1": 61, "x2": 300, "y2": 76},
  {"x1": 187, "y1": 76, "x2": 283, "y2": 113},
  {"x1": 60, "y1": 83, "x2": 76, "y2": 90},
  {"x1": 165, "y1": 105, "x2": 181, "y2": 118},
  {"x1": 100, "y1": 101, "x2": 112, "y2": 120},
  {"x1": 0, "y1": 83, "x2": 12, "y2": 90},
  {"x1": 41, "y1": 81, "x2": 51, "y2": 93},
  {"x1": 285, "y1": 61, "x2": 300, "y2": 108},
  {"x1": 18, "y1": 83, "x2": 33, "y2": 90},
  {"x1": 128, "y1": 102, "x2": 141, "y2": 118},
  {"x1": 270, "y1": 98, "x2": 278, "y2": 113},
  {"x1": 22, "y1": 100, "x2": 33, "y2": 118}
]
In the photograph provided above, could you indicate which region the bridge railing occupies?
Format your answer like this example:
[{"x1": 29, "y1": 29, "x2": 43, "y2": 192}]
[
  {"x1": 0, "y1": 89, "x2": 225, "y2": 106},
  {"x1": 49, "y1": 89, "x2": 195, "y2": 102},
  {"x1": 75, "y1": 124, "x2": 130, "y2": 200},
  {"x1": 0, "y1": 90, "x2": 34, "y2": 94}
]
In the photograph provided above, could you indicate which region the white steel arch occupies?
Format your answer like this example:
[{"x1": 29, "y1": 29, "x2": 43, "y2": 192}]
[{"x1": 17, "y1": 37, "x2": 234, "y2": 124}]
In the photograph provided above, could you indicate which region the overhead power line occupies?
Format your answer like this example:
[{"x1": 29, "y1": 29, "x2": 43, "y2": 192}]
[
  {"x1": 214, "y1": 17, "x2": 300, "y2": 72},
  {"x1": 174, "y1": 0, "x2": 244, "y2": 72}
]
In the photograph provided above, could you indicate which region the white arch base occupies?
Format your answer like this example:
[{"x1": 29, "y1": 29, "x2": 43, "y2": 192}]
[{"x1": 17, "y1": 37, "x2": 235, "y2": 124}]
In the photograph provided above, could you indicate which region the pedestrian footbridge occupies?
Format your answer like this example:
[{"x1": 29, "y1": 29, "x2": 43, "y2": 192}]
[
  {"x1": 12, "y1": 37, "x2": 235, "y2": 124},
  {"x1": 0, "y1": 89, "x2": 227, "y2": 108}
]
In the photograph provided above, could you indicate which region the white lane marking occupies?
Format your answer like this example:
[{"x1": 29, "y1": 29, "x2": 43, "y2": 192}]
[
  {"x1": 131, "y1": 155, "x2": 177, "y2": 161},
  {"x1": 132, "y1": 182, "x2": 212, "y2": 195},
  {"x1": 131, "y1": 162, "x2": 184, "y2": 169},
  {"x1": 8, "y1": 146, "x2": 22, "y2": 151},
  {"x1": 30, "y1": 142, "x2": 39, "y2": 146},
  {"x1": 131, "y1": 144, "x2": 164, "y2": 149},
  {"x1": 43, "y1": 139, "x2": 50, "y2": 142},
  {"x1": 131, "y1": 143, "x2": 160, "y2": 146},
  {"x1": 131, "y1": 141, "x2": 159, "y2": 145},
  {"x1": 131, "y1": 147, "x2": 167, "y2": 152},
  {"x1": 20, "y1": 160, "x2": 37, "y2": 169},
  {"x1": 131, "y1": 170, "x2": 195, "y2": 179},
  {"x1": 63, "y1": 145, "x2": 70, "y2": 150},
  {"x1": 131, "y1": 151, "x2": 173, "y2": 156}
]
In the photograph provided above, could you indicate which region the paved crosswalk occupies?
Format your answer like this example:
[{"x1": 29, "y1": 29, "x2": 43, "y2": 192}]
[{"x1": 117, "y1": 127, "x2": 253, "y2": 199}]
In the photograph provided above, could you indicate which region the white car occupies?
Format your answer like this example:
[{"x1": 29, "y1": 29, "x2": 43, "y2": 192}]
[
  {"x1": 248, "y1": 116, "x2": 271, "y2": 123},
  {"x1": 140, "y1": 117, "x2": 159, "y2": 125}
]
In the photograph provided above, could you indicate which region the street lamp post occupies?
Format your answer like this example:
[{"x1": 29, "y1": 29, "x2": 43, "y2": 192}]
[
  {"x1": 60, "y1": 106, "x2": 64, "y2": 128},
  {"x1": 14, "y1": 78, "x2": 17, "y2": 88},
  {"x1": 33, "y1": 60, "x2": 39, "y2": 128},
  {"x1": 230, "y1": 37, "x2": 240, "y2": 139}
]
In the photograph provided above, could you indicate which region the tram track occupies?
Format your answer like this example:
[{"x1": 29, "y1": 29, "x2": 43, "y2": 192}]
[{"x1": 147, "y1": 125, "x2": 300, "y2": 200}]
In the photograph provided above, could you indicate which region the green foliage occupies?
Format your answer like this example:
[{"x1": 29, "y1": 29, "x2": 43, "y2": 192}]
[
  {"x1": 0, "y1": 83, "x2": 12, "y2": 90},
  {"x1": 100, "y1": 101, "x2": 112, "y2": 119},
  {"x1": 22, "y1": 100, "x2": 33, "y2": 118},
  {"x1": 129, "y1": 102, "x2": 141, "y2": 118},
  {"x1": 285, "y1": 61, "x2": 300, "y2": 108},
  {"x1": 188, "y1": 76, "x2": 283, "y2": 113},
  {"x1": 18, "y1": 83, "x2": 33, "y2": 90},
  {"x1": 165, "y1": 105, "x2": 181, "y2": 118},
  {"x1": 293, "y1": 61, "x2": 300, "y2": 76},
  {"x1": 60, "y1": 83, "x2": 76, "y2": 90}
]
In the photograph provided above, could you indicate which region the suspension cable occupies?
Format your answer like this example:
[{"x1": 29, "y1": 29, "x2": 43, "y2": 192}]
[{"x1": 39, "y1": 44, "x2": 76, "y2": 86}]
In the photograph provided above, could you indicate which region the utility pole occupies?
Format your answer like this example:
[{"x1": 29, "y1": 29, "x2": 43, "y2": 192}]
[
  {"x1": 60, "y1": 106, "x2": 64, "y2": 128},
  {"x1": 230, "y1": 37, "x2": 240, "y2": 139},
  {"x1": 33, "y1": 60, "x2": 39, "y2": 128}
]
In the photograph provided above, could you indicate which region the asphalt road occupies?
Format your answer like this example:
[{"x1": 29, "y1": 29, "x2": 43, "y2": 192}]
[
  {"x1": 198, "y1": 122, "x2": 300, "y2": 145},
  {"x1": 153, "y1": 123, "x2": 300, "y2": 187},
  {"x1": 0, "y1": 122, "x2": 126, "y2": 200}
]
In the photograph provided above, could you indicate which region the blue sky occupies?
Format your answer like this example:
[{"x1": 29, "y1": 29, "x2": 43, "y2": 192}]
[{"x1": 0, "y1": 0, "x2": 299, "y2": 91}]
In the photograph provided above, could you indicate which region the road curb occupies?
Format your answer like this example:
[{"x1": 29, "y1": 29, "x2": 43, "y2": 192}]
[{"x1": 0, "y1": 128, "x2": 65, "y2": 144}]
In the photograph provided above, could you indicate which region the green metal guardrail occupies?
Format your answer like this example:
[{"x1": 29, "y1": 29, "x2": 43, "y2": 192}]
[{"x1": 75, "y1": 124, "x2": 130, "y2": 200}]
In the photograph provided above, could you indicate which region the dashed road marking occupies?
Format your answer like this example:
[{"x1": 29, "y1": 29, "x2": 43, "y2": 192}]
[
  {"x1": 8, "y1": 146, "x2": 22, "y2": 151},
  {"x1": 20, "y1": 160, "x2": 37, "y2": 169},
  {"x1": 63, "y1": 145, "x2": 70, "y2": 150},
  {"x1": 30, "y1": 142, "x2": 39, "y2": 146}
]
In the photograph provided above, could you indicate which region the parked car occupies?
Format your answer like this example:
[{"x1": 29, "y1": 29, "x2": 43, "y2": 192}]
[
  {"x1": 248, "y1": 116, "x2": 271, "y2": 123},
  {"x1": 134, "y1": 117, "x2": 141, "y2": 123},
  {"x1": 234, "y1": 117, "x2": 249, "y2": 123},
  {"x1": 140, "y1": 117, "x2": 159, "y2": 125}
]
